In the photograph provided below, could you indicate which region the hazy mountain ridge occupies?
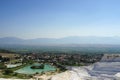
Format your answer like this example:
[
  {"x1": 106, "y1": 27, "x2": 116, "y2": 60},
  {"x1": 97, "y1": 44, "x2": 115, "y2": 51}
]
[{"x1": 0, "y1": 36, "x2": 120, "y2": 45}]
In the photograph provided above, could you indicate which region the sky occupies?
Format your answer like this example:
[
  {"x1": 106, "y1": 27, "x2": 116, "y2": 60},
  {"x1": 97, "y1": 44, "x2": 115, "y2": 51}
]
[{"x1": 0, "y1": 0, "x2": 120, "y2": 39}]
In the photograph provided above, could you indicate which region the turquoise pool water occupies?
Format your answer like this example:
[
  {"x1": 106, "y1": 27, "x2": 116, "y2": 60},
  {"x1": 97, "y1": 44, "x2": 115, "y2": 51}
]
[{"x1": 15, "y1": 63, "x2": 56, "y2": 74}]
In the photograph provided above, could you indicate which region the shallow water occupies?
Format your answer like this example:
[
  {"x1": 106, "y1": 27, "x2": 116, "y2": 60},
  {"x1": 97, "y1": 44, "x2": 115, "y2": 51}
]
[{"x1": 15, "y1": 63, "x2": 56, "y2": 74}]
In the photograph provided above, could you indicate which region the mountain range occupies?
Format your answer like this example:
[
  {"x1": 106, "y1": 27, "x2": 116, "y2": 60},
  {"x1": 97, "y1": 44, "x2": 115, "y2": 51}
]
[{"x1": 0, "y1": 36, "x2": 120, "y2": 45}]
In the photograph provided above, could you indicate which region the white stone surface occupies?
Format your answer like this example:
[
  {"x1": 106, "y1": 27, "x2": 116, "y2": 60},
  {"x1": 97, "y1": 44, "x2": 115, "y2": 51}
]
[
  {"x1": 7, "y1": 63, "x2": 22, "y2": 68},
  {"x1": 51, "y1": 62, "x2": 120, "y2": 80}
]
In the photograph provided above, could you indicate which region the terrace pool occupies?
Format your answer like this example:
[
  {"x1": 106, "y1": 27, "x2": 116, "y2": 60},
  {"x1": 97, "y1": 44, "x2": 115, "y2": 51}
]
[{"x1": 15, "y1": 63, "x2": 56, "y2": 74}]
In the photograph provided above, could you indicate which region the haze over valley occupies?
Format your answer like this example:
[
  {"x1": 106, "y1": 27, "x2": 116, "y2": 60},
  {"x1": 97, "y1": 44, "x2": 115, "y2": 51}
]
[{"x1": 1, "y1": 36, "x2": 120, "y2": 45}]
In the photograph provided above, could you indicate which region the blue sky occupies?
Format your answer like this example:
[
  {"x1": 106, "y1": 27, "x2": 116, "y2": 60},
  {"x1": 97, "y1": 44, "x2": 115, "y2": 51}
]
[{"x1": 0, "y1": 0, "x2": 120, "y2": 39}]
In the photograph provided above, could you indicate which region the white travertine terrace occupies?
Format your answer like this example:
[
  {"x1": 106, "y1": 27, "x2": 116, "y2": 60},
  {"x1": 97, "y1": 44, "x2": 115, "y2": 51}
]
[{"x1": 51, "y1": 54, "x2": 120, "y2": 80}]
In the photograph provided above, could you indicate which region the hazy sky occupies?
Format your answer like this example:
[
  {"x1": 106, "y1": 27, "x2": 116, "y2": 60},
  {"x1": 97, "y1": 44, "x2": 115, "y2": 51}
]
[{"x1": 1, "y1": 0, "x2": 120, "y2": 39}]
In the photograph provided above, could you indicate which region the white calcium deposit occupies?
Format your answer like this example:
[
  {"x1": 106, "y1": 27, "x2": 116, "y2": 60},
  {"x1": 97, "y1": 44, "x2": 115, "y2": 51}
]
[{"x1": 51, "y1": 54, "x2": 120, "y2": 80}]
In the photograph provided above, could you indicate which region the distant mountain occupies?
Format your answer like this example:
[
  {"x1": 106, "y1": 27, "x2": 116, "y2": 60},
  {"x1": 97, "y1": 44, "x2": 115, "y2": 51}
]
[
  {"x1": 0, "y1": 36, "x2": 120, "y2": 45},
  {"x1": 0, "y1": 37, "x2": 24, "y2": 44}
]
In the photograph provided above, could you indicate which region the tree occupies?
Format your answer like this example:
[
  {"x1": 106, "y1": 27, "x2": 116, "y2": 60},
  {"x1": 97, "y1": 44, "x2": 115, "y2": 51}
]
[
  {"x1": 0, "y1": 63, "x2": 7, "y2": 69},
  {"x1": 3, "y1": 69, "x2": 13, "y2": 75}
]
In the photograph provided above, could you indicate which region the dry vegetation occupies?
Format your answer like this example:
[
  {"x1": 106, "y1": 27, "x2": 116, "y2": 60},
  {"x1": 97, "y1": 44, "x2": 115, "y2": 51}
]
[{"x1": 0, "y1": 53, "x2": 19, "y2": 58}]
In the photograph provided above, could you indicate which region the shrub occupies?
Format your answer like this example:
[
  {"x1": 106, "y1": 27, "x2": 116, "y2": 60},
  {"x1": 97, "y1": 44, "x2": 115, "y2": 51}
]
[
  {"x1": 0, "y1": 63, "x2": 7, "y2": 69},
  {"x1": 3, "y1": 69, "x2": 13, "y2": 75}
]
